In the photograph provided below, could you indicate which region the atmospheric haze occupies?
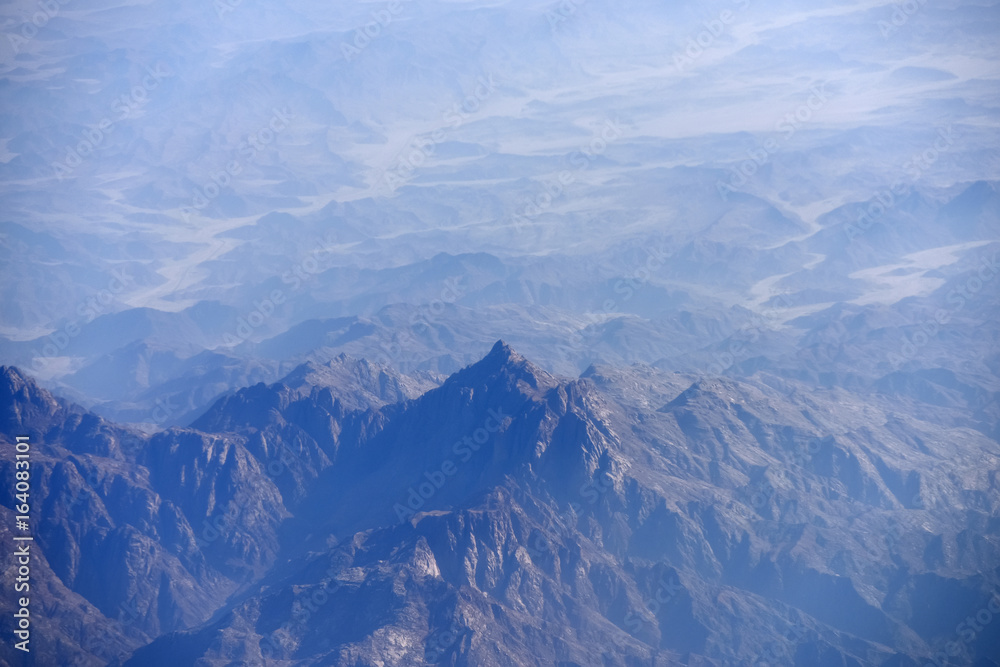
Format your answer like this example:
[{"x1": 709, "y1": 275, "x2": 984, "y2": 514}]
[{"x1": 0, "y1": 0, "x2": 999, "y2": 665}]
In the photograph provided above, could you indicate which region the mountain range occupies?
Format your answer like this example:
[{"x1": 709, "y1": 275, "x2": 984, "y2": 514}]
[
  {"x1": 2, "y1": 1, "x2": 999, "y2": 664},
  {"x1": 2, "y1": 339, "x2": 998, "y2": 665}
]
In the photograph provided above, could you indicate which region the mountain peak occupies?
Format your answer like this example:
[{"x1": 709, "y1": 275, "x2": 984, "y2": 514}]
[
  {"x1": 1, "y1": 365, "x2": 29, "y2": 390},
  {"x1": 0, "y1": 365, "x2": 55, "y2": 405},
  {"x1": 446, "y1": 340, "x2": 554, "y2": 395},
  {"x1": 487, "y1": 339, "x2": 519, "y2": 362},
  {"x1": 1, "y1": 365, "x2": 67, "y2": 433},
  {"x1": 480, "y1": 340, "x2": 533, "y2": 375},
  {"x1": 194, "y1": 352, "x2": 437, "y2": 432},
  {"x1": 280, "y1": 352, "x2": 435, "y2": 406}
]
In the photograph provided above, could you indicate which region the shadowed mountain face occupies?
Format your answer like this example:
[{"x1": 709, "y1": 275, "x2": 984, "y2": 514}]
[{"x1": 2, "y1": 342, "x2": 998, "y2": 666}]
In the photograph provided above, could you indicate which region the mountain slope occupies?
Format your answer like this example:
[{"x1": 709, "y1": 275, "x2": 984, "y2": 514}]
[{"x1": 100, "y1": 343, "x2": 1000, "y2": 666}]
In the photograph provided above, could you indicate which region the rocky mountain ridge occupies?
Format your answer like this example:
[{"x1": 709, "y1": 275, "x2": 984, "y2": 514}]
[{"x1": 1, "y1": 341, "x2": 998, "y2": 665}]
